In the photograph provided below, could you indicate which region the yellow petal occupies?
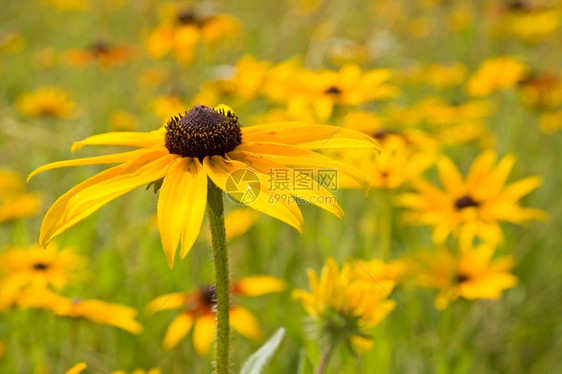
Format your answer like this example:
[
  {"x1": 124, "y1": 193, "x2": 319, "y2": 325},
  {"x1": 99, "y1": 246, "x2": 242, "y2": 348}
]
[
  {"x1": 437, "y1": 156, "x2": 465, "y2": 196},
  {"x1": 242, "y1": 123, "x2": 380, "y2": 150},
  {"x1": 229, "y1": 306, "x2": 262, "y2": 341},
  {"x1": 228, "y1": 150, "x2": 343, "y2": 218},
  {"x1": 179, "y1": 159, "x2": 208, "y2": 259},
  {"x1": 41, "y1": 153, "x2": 172, "y2": 247},
  {"x1": 224, "y1": 208, "x2": 260, "y2": 241},
  {"x1": 163, "y1": 313, "x2": 194, "y2": 350},
  {"x1": 193, "y1": 314, "x2": 215, "y2": 356},
  {"x1": 145, "y1": 293, "x2": 187, "y2": 314},
  {"x1": 234, "y1": 275, "x2": 286, "y2": 296},
  {"x1": 158, "y1": 157, "x2": 206, "y2": 268},
  {"x1": 202, "y1": 156, "x2": 304, "y2": 232},
  {"x1": 235, "y1": 141, "x2": 370, "y2": 190},
  {"x1": 65, "y1": 362, "x2": 87, "y2": 374},
  {"x1": 27, "y1": 148, "x2": 151, "y2": 181},
  {"x1": 71, "y1": 129, "x2": 165, "y2": 152}
]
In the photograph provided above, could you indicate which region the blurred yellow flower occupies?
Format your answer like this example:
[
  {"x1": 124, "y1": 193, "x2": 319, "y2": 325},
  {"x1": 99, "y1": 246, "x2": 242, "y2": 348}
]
[
  {"x1": 467, "y1": 56, "x2": 528, "y2": 97},
  {"x1": 109, "y1": 111, "x2": 137, "y2": 131},
  {"x1": 42, "y1": 0, "x2": 90, "y2": 12},
  {"x1": 502, "y1": 6, "x2": 561, "y2": 42},
  {"x1": 147, "y1": 275, "x2": 285, "y2": 354},
  {"x1": 29, "y1": 104, "x2": 375, "y2": 267},
  {"x1": 0, "y1": 169, "x2": 40, "y2": 223},
  {"x1": 63, "y1": 41, "x2": 134, "y2": 67},
  {"x1": 518, "y1": 72, "x2": 562, "y2": 111},
  {"x1": 146, "y1": 6, "x2": 240, "y2": 64},
  {"x1": 539, "y1": 109, "x2": 562, "y2": 133},
  {"x1": 293, "y1": 258, "x2": 395, "y2": 353},
  {"x1": 151, "y1": 94, "x2": 189, "y2": 122},
  {"x1": 21, "y1": 289, "x2": 142, "y2": 334},
  {"x1": 398, "y1": 150, "x2": 545, "y2": 248},
  {"x1": 354, "y1": 258, "x2": 409, "y2": 285},
  {"x1": 0, "y1": 243, "x2": 86, "y2": 292},
  {"x1": 423, "y1": 63, "x2": 468, "y2": 89},
  {"x1": 17, "y1": 87, "x2": 75, "y2": 119},
  {"x1": 337, "y1": 137, "x2": 434, "y2": 189},
  {"x1": 416, "y1": 244, "x2": 517, "y2": 310}
]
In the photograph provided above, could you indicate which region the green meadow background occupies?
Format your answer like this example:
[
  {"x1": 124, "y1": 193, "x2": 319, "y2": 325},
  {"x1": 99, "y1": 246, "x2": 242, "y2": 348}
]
[{"x1": 1, "y1": 0, "x2": 561, "y2": 373}]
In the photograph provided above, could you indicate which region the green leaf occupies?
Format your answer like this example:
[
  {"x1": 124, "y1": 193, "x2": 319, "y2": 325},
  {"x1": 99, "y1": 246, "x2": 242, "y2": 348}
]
[{"x1": 240, "y1": 328, "x2": 286, "y2": 374}]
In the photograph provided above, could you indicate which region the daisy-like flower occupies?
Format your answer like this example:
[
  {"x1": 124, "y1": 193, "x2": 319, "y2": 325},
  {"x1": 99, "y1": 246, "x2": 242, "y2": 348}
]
[
  {"x1": 416, "y1": 244, "x2": 517, "y2": 310},
  {"x1": 466, "y1": 56, "x2": 528, "y2": 97},
  {"x1": 0, "y1": 243, "x2": 86, "y2": 292},
  {"x1": 28, "y1": 104, "x2": 376, "y2": 267},
  {"x1": 21, "y1": 289, "x2": 142, "y2": 334},
  {"x1": 292, "y1": 258, "x2": 396, "y2": 353},
  {"x1": 146, "y1": 275, "x2": 285, "y2": 354},
  {"x1": 17, "y1": 87, "x2": 75, "y2": 119},
  {"x1": 146, "y1": 6, "x2": 239, "y2": 64},
  {"x1": 0, "y1": 169, "x2": 40, "y2": 223},
  {"x1": 63, "y1": 41, "x2": 134, "y2": 67},
  {"x1": 397, "y1": 150, "x2": 545, "y2": 248}
]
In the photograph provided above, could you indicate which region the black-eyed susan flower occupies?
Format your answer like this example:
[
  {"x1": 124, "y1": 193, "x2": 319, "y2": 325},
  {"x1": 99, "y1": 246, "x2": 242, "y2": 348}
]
[
  {"x1": 0, "y1": 169, "x2": 40, "y2": 223},
  {"x1": 17, "y1": 87, "x2": 75, "y2": 119},
  {"x1": 397, "y1": 150, "x2": 545, "y2": 248},
  {"x1": 416, "y1": 244, "x2": 517, "y2": 310},
  {"x1": 29, "y1": 104, "x2": 376, "y2": 267},
  {"x1": 63, "y1": 41, "x2": 134, "y2": 67},
  {"x1": 21, "y1": 289, "x2": 142, "y2": 334},
  {"x1": 0, "y1": 243, "x2": 86, "y2": 292},
  {"x1": 146, "y1": 5, "x2": 239, "y2": 65},
  {"x1": 293, "y1": 258, "x2": 396, "y2": 354},
  {"x1": 466, "y1": 56, "x2": 528, "y2": 97},
  {"x1": 147, "y1": 275, "x2": 285, "y2": 354}
]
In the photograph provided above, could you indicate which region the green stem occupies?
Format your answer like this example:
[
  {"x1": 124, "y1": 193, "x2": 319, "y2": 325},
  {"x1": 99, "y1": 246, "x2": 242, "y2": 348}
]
[
  {"x1": 377, "y1": 189, "x2": 393, "y2": 260},
  {"x1": 316, "y1": 336, "x2": 339, "y2": 374},
  {"x1": 207, "y1": 179, "x2": 230, "y2": 374}
]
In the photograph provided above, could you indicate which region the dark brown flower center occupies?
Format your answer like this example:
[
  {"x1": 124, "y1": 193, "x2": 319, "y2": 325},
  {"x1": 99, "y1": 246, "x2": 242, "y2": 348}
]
[
  {"x1": 324, "y1": 86, "x2": 342, "y2": 95},
  {"x1": 165, "y1": 105, "x2": 242, "y2": 159},
  {"x1": 90, "y1": 41, "x2": 111, "y2": 54},
  {"x1": 456, "y1": 273, "x2": 470, "y2": 284},
  {"x1": 455, "y1": 195, "x2": 479, "y2": 210},
  {"x1": 200, "y1": 285, "x2": 217, "y2": 306},
  {"x1": 33, "y1": 262, "x2": 49, "y2": 271}
]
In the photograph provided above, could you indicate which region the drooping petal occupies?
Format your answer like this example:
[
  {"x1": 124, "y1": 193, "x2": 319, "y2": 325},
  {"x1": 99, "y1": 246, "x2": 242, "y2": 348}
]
[
  {"x1": 71, "y1": 128, "x2": 165, "y2": 152},
  {"x1": 163, "y1": 313, "x2": 194, "y2": 350},
  {"x1": 41, "y1": 152, "x2": 173, "y2": 247},
  {"x1": 27, "y1": 148, "x2": 152, "y2": 181},
  {"x1": 202, "y1": 156, "x2": 304, "y2": 233},
  {"x1": 192, "y1": 314, "x2": 215, "y2": 356},
  {"x1": 228, "y1": 150, "x2": 343, "y2": 218},
  {"x1": 157, "y1": 157, "x2": 207, "y2": 268},
  {"x1": 179, "y1": 159, "x2": 208, "y2": 259},
  {"x1": 235, "y1": 141, "x2": 370, "y2": 189},
  {"x1": 242, "y1": 123, "x2": 380, "y2": 150},
  {"x1": 229, "y1": 306, "x2": 262, "y2": 341}
]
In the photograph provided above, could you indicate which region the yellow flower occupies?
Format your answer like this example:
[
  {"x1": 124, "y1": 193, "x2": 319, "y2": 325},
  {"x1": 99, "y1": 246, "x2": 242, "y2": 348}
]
[
  {"x1": 337, "y1": 137, "x2": 434, "y2": 189},
  {"x1": 354, "y1": 258, "x2": 409, "y2": 285},
  {"x1": 397, "y1": 150, "x2": 545, "y2": 248},
  {"x1": 109, "y1": 111, "x2": 137, "y2": 131},
  {"x1": 0, "y1": 169, "x2": 40, "y2": 223},
  {"x1": 151, "y1": 94, "x2": 189, "y2": 122},
  {"x1": 147, "y1": 275, "x2": 285, "y2": 354},
  {"x1": 29, "y1": 104, "x2": 376, "y2": 267},
  {"x1": 467, "y1": 56, "x2": 528, "y2": 97},
  {"x1": 423, "y1": 63, "x2": 468, "y2": 89},
  {"x1": 539, "y1": 109, "x2": 562, "y2": 133},
  {"x1": 63, "y1": 41, "x2": 134, "y2": 67},
  {"x1": 65, "y1": 362, "x2": 87, "y2": 374},
  {"x1": 21, "y1": 289, "x2": 142, "y2": 334},
  {"x1": 17, "y1": 87, "x2": 75, "y2": 119},
  {"x1": 518, "y1": 72, "x2": 562, "y2": 111},
  {"x1": 0, "y1": 243, "x2": 86, "y2": 292},
  {"x1": 293, "y1": 258, "x2": 395, "y2": 352},
  {"x1": 502, "y1": 6, "x2": 561, "y2": 42},
  {"x1": 146, "y1": 6, "x2": 239, "y2": 64},
  {"x1": 416, "y1": 244, "x2": 517, "y2": 310}
]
